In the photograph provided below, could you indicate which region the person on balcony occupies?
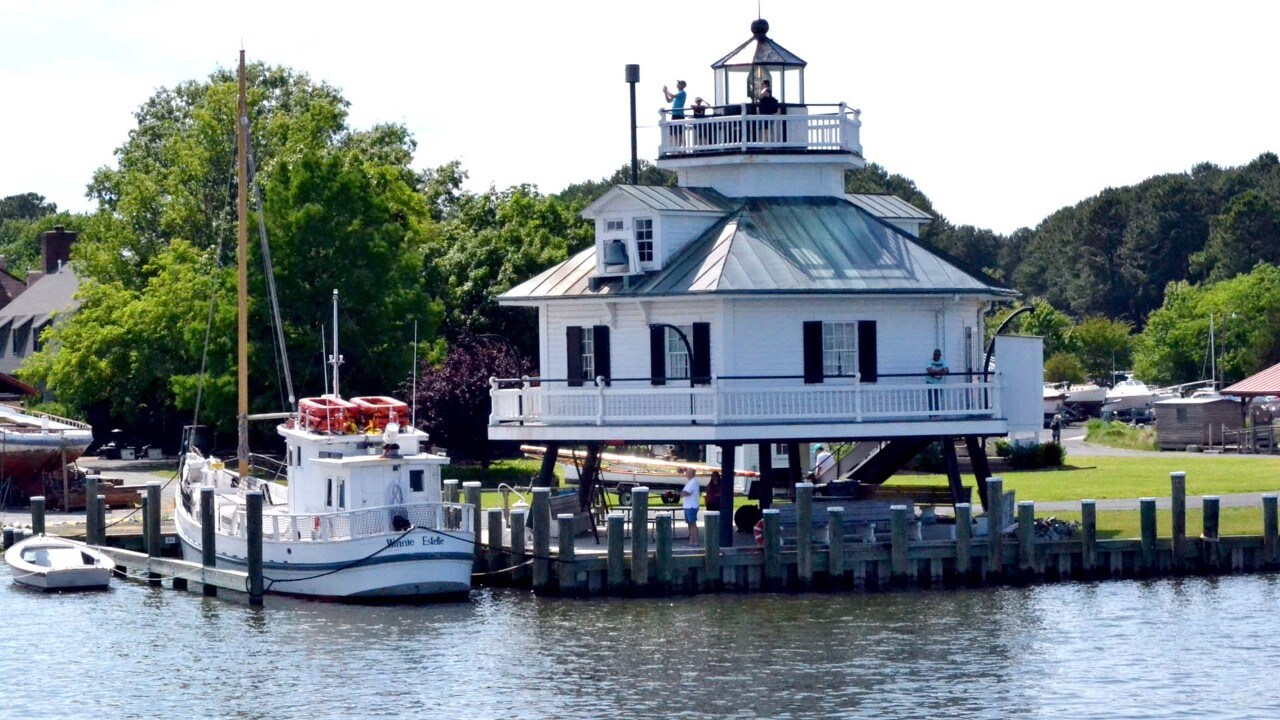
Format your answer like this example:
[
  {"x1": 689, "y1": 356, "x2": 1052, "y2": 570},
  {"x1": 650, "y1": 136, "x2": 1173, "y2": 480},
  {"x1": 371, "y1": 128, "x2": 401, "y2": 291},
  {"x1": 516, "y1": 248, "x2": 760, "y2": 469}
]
[
  {"x1": 926, "y1": 348, "x2": 949, "y2": 413},
  {"x1": 663, "y1": 80, "x2": 687, "y2": 145},
  {"x1": 691, "y1": 97, "x2": 711, "y2": 146},
  {"x1": 680, "y1": 466, "x2": 701, "y2": 546}
]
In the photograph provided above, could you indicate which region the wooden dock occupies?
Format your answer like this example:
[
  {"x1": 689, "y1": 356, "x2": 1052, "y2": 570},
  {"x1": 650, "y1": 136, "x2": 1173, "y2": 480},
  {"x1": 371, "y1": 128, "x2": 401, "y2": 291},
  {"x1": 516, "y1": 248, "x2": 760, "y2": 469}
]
[{"x1": 473, "y1": 475, "x2": 1280, "y2": 596}]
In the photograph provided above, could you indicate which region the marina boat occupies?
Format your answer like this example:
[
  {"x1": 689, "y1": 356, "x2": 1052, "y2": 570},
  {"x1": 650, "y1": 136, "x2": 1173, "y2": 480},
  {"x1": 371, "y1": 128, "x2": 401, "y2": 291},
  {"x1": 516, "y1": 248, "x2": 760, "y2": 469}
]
[
  {"x1": 5, "y1": 534, "x2": 114, "y2": 591},
  {"x1": 521, "y1": 444, "x2": 757, "y2": 498},
  {"x1": 1104, "y1": 377, "x2": 1160, "y2": 413},
  {"x1": 1064, "y1": 383, "x2": 1107, "y2": 406},
  {"x1": 1043, "y1": 384, "x2": 1067, "y2": 417},
  {"x1": 171, "y1": 53, "x2": 474, "y2": 600},
  {"x1": 0, "y1": 405, "x2": 93, "y2": 500}
]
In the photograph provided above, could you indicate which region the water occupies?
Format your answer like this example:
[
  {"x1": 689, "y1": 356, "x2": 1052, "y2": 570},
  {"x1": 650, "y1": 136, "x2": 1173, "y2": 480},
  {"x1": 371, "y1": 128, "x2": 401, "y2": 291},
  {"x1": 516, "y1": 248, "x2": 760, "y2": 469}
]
[{"x1": 5, "y1": 567, "x2": 1280, "y2": 719}]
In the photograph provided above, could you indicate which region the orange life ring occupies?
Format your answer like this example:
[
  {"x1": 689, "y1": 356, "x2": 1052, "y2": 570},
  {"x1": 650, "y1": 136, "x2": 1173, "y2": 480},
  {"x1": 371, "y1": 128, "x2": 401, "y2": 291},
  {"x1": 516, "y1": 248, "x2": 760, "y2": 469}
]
[
  {"x1": 313, "y1": 516, "x2": 321, "y2": 532},
  {"x1": 754, "y1": 519, "x2": 765, "y2": 546}
]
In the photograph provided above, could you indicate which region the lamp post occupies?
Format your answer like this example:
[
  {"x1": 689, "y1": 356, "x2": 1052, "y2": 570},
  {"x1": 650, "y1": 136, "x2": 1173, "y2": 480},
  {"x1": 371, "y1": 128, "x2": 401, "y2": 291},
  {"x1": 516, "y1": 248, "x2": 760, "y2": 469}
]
[{"x1": 626, "y1": 64, "x2": 640, "y2": 185}]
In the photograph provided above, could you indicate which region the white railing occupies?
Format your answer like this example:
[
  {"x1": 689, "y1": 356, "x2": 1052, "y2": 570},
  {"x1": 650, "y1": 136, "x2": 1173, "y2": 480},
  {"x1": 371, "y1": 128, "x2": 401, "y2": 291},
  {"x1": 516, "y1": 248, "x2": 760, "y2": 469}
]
[
  {"x1": 213, "y1": 500, "x2": 473, "y2": 543},
  {"x1": 490, "y1": 376, "x2": 999, "y2": 427},
  {"x1": 658, "y1": 103, "x2": 862, "y2": 158}
]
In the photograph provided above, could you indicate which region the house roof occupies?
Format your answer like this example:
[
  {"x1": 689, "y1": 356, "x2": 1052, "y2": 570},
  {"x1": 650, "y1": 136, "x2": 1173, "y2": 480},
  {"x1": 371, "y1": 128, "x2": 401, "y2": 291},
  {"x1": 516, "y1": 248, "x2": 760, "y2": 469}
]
[
  {"x1": 581, "y1": 185, "x2": 737, "y2": 217},
  {"x1": 0, "y1": 265, "x2": 80, "y2": 329},
  {"x1": 845, "y1": 194, "x2": 933, "y2": 222},
  {"x1": 1221, "y1": 362, "x2": 1280, "y2": 397},
  {"x1": 502, "y1": 196, "x2": 1015, "y2": 301},
  {"x1": 0, "y1": 371, "x2": 38, "y2": 397}
]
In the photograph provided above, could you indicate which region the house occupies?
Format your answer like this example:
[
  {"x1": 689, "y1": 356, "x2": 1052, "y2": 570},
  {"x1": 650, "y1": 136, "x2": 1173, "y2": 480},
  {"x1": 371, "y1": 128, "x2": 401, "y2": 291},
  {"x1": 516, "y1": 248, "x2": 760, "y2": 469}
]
[
  {"x1": 487, "y1": 18, "x2": 1043, "y2": 543},
  {"x1": 0, "y1": 226, "x2": 81, "y2": 376}
]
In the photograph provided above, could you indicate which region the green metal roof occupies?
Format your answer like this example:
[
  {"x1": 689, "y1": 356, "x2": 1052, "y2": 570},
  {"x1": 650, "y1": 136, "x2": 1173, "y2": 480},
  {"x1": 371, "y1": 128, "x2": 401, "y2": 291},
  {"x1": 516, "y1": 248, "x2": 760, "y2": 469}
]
[{"x1": 501, "y1": 196, "x2": 1015, "y2": 301}]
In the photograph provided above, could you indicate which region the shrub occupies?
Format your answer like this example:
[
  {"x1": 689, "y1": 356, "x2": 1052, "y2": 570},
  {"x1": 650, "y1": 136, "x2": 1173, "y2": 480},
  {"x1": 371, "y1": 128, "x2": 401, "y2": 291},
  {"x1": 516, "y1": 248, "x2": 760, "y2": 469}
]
[
  {"x1": 1041, "y1": 441, "x2": 1066, "y2": 466},
  {"x1": 994, "y1": 439, "x2": 1011, "y2": 458},
  {"x1": 1007, "y1": 442, "x2": 1045, "y2": 469}
]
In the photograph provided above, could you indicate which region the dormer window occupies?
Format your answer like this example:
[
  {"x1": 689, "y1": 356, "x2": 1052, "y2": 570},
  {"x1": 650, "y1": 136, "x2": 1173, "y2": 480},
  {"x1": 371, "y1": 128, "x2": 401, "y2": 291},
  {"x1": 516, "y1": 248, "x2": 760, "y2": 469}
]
[
  {"x1": 635, "y1": 218, "x2": 654, "y2": 264},
  {"x1": 605, "y1": 219, "x2": 624, "y2": 233}
]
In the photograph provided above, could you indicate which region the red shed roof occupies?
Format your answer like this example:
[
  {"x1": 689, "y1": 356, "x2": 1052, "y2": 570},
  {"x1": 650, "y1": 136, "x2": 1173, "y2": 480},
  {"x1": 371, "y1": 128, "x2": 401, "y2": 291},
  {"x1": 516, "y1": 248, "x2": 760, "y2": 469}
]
[{"x1": 1221, "y1": 362, "x2": 1280, "y2": 397}]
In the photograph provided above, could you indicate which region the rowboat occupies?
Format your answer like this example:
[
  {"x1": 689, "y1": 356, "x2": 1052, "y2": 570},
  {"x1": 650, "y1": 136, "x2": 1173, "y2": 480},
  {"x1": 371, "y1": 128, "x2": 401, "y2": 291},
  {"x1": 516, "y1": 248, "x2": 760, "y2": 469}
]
[
  {"x1": 521, "y1": 445, "x2": 757, "y2": 496},
  {"x1": 4, "y1": 534, "x2": 114, "y2": 591}
]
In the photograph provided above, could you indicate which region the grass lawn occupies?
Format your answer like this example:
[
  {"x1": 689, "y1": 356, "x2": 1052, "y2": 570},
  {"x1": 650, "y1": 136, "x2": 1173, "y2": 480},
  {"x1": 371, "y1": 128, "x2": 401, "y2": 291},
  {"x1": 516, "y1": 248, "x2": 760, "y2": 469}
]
[{"x1": 891, "y1": 453, "x2": 1280, "y2": 502}]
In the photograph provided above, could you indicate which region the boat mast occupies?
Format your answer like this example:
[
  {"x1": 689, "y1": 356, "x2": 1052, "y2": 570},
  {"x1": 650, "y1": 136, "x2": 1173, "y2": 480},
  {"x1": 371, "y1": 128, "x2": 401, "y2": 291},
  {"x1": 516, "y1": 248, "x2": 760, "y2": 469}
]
[
  {"x1": 237, "y1": 50, "x2": 250, "y2": 478},
  {"x1": 329, "y1": 289, "x2": 343, "y2": 398}
]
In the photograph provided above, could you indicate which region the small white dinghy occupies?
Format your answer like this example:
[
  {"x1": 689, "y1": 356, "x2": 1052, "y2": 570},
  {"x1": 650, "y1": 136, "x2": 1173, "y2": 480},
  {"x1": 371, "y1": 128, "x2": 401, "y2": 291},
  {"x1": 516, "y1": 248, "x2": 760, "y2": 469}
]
[{"x1": 4, "y1": 535, "x2": 114, "y2": 591}]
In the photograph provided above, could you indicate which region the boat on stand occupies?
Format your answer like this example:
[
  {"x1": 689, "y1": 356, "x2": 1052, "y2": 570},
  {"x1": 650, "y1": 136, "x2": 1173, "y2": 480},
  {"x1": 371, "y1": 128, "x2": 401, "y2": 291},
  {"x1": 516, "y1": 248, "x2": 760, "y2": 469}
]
[{"x1": 171, "y1": 52, "x2": 475, "y2": 600}]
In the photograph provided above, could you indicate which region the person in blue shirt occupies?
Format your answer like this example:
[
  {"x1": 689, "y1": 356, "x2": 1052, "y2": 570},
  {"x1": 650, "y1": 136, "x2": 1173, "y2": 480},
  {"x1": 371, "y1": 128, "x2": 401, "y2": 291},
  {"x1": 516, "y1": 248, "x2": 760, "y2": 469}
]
[
  {"x1": 926, "y1": 348, "x2": 949, "y2": 413},
  {"x1": 663, "y1": 80, "x2": 687, "y2": 145}
]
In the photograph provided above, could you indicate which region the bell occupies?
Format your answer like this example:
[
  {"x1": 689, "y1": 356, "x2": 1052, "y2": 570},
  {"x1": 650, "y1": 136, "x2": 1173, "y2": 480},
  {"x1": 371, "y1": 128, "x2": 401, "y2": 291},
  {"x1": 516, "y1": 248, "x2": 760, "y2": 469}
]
[{"x1": 602, "y1": 239, "x2": 629, "y2": 270}]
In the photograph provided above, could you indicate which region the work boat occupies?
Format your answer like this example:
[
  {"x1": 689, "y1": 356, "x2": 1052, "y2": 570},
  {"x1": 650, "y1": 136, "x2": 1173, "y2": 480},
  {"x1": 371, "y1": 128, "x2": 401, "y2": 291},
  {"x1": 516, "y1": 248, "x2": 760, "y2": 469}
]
[
  {"x1": 174, "y1": 396, "x2": 475, "y2": 599},
  {"x1": 171, "y1": 51, "x2": 474, "y2": 600}
]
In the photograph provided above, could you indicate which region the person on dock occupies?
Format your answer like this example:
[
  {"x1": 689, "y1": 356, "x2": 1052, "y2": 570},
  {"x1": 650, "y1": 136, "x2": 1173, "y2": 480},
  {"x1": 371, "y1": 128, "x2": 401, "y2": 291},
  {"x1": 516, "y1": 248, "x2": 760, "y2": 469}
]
[
  {"x1": 680, "y1": 466, "x2": 701, "y2": 546},
  {"x1": 705, "y1": 471, "x2": 721, "y2": 513}
]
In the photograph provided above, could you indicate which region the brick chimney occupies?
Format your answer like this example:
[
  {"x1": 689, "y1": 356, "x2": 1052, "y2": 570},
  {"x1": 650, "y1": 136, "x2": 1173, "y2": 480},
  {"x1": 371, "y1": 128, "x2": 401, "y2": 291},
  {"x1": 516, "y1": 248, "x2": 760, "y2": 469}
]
[{"x1": 40, "y1": 225, "x2": 77, "y2": 274}]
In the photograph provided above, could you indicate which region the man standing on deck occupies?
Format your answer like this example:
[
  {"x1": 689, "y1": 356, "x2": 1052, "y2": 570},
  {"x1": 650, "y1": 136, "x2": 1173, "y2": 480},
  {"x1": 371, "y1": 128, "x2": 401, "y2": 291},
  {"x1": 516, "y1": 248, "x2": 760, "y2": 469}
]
[
  {"x1": 680, "y1": 466, "x2": 700, "y2": 546},
  {"x1": 926, "y1": 348, "x2": 949, "y2": 414}
]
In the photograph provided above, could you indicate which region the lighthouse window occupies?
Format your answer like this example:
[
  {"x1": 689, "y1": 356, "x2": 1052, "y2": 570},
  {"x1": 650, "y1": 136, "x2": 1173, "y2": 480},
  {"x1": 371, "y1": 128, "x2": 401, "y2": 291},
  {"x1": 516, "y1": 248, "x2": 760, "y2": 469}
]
[
  {"x1": 822, "y1": 322, "x2": 858, "y2": 377},
  {"x1": 634, "y1": 218, "x2": 654, "y2": 263},
  {"x1": 605, "y1": 219, "x2": 624, "y2": 232},
  {"x1": 665, "y1": 325, "x2": 693, "y2": 380}
]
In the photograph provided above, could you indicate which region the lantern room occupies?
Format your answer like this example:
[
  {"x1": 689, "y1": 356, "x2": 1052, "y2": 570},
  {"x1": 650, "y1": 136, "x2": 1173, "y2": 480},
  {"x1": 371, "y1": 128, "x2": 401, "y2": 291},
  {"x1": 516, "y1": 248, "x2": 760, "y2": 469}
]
[{"x1": 711, "y1": 18, "x2": 806, "y2": 107}]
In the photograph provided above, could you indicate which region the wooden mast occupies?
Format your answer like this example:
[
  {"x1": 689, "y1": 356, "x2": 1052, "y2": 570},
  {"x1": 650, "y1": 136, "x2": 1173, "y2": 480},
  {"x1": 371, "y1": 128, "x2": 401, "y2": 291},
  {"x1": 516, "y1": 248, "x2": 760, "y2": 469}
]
[{"x1": 236, "y1": 50, "x2": 249, "y2": 478}]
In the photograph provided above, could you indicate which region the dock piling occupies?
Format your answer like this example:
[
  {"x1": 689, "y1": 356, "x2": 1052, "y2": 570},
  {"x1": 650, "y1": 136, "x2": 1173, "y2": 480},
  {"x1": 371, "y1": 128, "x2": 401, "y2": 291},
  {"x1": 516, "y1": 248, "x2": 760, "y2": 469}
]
[
  {"x1": 486, "y1": 508, "x2": 504, "y2": 573},
  {"x1": 1140, "y1": 498, "x2": 1157, "y2": 573},
  {"x1": 510, "y1": 509, "x2": 528, "y2": 584},
  {"x1": 796, "y1": 482, "x2": 814, "y2": 587},
  {"x1": 3, "y1": 526, "x2": 13, "y2": 549},
  {"x1": 955, "y1": 503, "x2": 972, "y2": 580},
  {"x1": 703, "y1": 511, "x2": 721, "y2": 589},
  {"x1": 655, "y1": 514, "x2": 673, "y2": 589},
  {"x1": 1264, "y1": 495, "x2": 1278, "y2": 568},
  {"x1": 246, "y1": 491, "x2": 263, "y2": 606},
  {"x1": 145, "y1": 483, "x2": 162, "y2": 587},
  {"x1": 85, "y1": 477, "x2": 98, "y2": 544},
  {"x1": 890, "y1": 505, "x2": 909, "y2": 584},
  {"x1": 1017, "y1": 501, "x2": 1036, "y2": 574},
  {"x1": 827, "y1": 506, "x2": 845, "y2": 583},
  {"x1": 1081, "y1": 500, "x2": 1097, "y2": 574},
  {"x1": 557, "y1": 513, "x2": 576, "y2": 593},
  {"x1": 200, "y1": 487, "x2": 217, "y2": 596},
  {"x1": 1171, "y1": 472, "x2": 1186, "y2": 571},
  {"x1": 630, "y1": 487, "x2": 650, "y2": 587},
  {"x1": 531, "y1": 488, "x2": 551, "y2": 591},
  {"x1": 1203, "y1": 495, "x2": 1220, "y2": 571},
  {"x1": 986, "y1": 478, "x2": 1004, "y2": 578},
  {"x1": 463, "y1": 481, "x2": 482, "y2": 561},
  {"x1": 607, "y1": 513, "x2": 625, "y2": 592},
  {"x1": 30, "y1": 496, "x2": 45, "y2": 536},
  {"x1": 763, "y1": 508, "x2": 782, "y2": 588}
]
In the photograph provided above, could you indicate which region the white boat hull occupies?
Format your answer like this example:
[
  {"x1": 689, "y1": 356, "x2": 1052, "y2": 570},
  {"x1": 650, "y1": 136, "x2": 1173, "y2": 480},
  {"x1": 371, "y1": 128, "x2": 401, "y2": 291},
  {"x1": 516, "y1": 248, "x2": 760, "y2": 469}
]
[
  {"x1": 173, "y1": 506, "x2": 473, "y2": 598},
  {"x1": 5, "y1": 535, "x2": 113, "y2": 591}
]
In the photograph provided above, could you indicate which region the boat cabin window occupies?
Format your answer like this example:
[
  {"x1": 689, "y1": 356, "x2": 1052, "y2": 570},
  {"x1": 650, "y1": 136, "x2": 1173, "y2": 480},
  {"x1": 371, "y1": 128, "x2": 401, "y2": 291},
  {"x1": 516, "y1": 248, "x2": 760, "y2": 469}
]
[
  {"x1": 409, "y1": 469, "x2": 424, "y2": 492},
  {"x1": 326, "y1": 477, "x2": 333, "y2": 507},
  {"x1": 293, "y1": 446, "x2": 302, "y2": 467},
  {"x1": 337, "y1": 480, "x2": 346, "y2": 510}
]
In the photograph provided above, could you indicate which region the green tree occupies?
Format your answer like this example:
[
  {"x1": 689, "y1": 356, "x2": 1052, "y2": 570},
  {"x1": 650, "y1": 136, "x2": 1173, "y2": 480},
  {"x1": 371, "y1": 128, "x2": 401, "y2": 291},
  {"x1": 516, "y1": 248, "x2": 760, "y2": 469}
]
[
  {"x1": 1190, "y1": 189, "x2": 1280, "y2": 282},
  {"x1": 32, "y1": 62, "x2": 439, "y2": 443},
  {"x1": 1135, "y1": 264, "x2": 1280, "y2": 386},
  {"x1": 0, "y1": 193, "x2": 57, "y2": 221},
  {"x1": 1071, "y1": 316, "x2": 1134, "y2": 382},
  {"x1": 1044, "y1": 352, "x2": 1085, "y2": 384}
]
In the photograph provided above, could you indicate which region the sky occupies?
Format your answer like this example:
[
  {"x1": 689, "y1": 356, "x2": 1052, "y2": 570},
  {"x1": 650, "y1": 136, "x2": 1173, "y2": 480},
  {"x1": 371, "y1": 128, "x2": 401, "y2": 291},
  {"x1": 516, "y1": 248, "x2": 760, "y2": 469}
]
[{"x1": 2, "y1": 0, "x2": 1278, "y2": 235}]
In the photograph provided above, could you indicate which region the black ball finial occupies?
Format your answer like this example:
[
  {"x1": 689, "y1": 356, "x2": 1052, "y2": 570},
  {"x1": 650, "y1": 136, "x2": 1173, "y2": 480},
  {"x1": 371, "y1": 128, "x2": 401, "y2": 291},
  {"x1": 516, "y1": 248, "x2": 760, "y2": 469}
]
[{"x1": 751, "y1": 18, "x2": 769, "y2": 37}]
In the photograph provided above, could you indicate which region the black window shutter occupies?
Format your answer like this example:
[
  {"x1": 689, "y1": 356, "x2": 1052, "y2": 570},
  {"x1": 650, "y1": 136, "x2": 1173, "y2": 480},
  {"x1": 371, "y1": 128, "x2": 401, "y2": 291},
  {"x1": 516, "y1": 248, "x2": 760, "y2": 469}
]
[
  {"x1": 692, "y1": 322, "x2": 711, "y2": 385},
  {"x1": 803, "y1": 321, "x2": 823, "y2": 384},
  {"x1": 858, "y1": 320, "x2": 878, "y2": 382},
  {"x1": 649, "y1": 325, "x2": 666, "y2": 386},
  {"x1": 566, "y1": 326, "x2": 583, "y2": 387},
  {"x1": 593, "y1": 325, "x2": 611, "y2": 385}
]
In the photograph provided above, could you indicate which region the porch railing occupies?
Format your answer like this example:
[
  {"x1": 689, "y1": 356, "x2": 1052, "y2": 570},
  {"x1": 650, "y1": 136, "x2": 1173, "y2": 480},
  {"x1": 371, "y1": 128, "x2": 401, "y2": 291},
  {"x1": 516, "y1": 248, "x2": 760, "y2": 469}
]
[
  {"x1": 658, "y1": 103, "x2": 862, "y2": 158},
  {"x1": 490, "y1": 375, "x2": 999, "y2": 427}
]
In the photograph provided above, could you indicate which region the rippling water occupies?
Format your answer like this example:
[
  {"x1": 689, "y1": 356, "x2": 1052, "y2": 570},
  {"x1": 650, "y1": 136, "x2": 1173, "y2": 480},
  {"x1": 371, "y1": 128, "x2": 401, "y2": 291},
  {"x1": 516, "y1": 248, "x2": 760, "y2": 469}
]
[{"x1": 5, "y1": 566, "x2": 1280, "y2": 719}]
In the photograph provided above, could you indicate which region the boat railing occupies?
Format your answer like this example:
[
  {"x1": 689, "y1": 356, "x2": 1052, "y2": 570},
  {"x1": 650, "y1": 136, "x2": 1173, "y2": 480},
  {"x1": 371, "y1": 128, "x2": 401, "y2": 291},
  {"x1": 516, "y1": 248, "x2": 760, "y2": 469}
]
[
  {"x1": 0, "y1": 406, "x2": 92, "y2": 432},
  {"x1": 217, "y1": 500, "x2": 473, "y2": 542}
]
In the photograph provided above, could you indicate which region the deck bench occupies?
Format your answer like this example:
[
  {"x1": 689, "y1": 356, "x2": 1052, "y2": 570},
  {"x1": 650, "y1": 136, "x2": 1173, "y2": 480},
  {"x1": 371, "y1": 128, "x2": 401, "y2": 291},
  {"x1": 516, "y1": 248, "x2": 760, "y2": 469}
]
[
  {"x1": 860, "y1": 484, "x2": 970, "y2": 507},
  {"x1": 774, "y1": 498, "x2": 905, "y2": 546}
]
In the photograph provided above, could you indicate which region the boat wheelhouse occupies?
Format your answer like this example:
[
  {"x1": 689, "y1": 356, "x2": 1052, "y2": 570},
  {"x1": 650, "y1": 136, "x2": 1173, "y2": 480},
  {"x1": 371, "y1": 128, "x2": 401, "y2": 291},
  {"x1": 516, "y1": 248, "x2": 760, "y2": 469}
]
[{"x1": 488, "y1": 19, "x2": 1043, "y2": 543}]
